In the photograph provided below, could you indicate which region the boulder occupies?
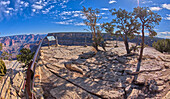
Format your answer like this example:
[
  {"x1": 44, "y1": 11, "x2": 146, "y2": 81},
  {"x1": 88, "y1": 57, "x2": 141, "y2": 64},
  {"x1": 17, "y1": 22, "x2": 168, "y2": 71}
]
[
  {"x1": 127, "y1": 89, "x2": 144, "y2": 99},
  {"x1": 79, "y1": 51, "x2": 96, "y2": 59},
  {"x1": 64, "y1": 62, "x2": 84, "y2": 75}
]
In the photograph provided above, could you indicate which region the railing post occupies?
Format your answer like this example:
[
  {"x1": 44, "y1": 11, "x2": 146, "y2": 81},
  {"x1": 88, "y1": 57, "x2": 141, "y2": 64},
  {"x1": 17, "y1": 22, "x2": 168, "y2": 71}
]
[
  {"x1": 55, "y1": 36, "x2": 58, "y2": 47},
  {"x1": 25, "y1": 35, "x2": 47, "y2": 99},
  {"x1": 26, "y1": 61, "x2": 33, "y2": 99}
]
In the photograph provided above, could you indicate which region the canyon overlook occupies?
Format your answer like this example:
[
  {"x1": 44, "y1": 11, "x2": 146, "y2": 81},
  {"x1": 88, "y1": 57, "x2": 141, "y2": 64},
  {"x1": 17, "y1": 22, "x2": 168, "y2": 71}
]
[{"x1": 0, "y1": 33, "x2": 162, "y2": 59}]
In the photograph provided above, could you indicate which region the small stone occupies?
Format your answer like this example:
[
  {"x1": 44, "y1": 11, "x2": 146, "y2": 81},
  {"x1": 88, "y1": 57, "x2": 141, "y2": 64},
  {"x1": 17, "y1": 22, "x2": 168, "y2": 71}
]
[
  {"x1": 156, "y1": 80, "x2": 164, "y2": 86},
  {"x1": 127, "y1": 89, "x2": 141, "y2": 99},
  {"x1": 117, "y1": 57, "x2": 126, "y2": 63},
  {"x1": 135, "y1": 74, "x2": 146, "y2": 85},
  {"x1": 156, "y1": 86, "x2": 164, "y2": 92},
  {"x1": 164, "y1": 63, "x2": 170, "y2": 69}
]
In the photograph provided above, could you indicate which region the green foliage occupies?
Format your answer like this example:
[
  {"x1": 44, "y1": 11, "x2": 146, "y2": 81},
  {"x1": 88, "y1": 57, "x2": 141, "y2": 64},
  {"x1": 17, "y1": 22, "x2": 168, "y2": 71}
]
[
  {"x1": 82, "y1": 6, "x2": 103, "y2": 51},
  {"x1": 133, "y1": 7, "x2": 162, "y2": 61},
  {"x1": 103, "y1": 8, "x2": 141, "y2": 54},
  {"x1": 133, "y1": 7, "x2": 162, "y2": 72},
  {"x1": 111, "y1": 8, "x2": 141, "y2": 39},
  {"x1": 102, "y1": 22, "x2": 115, "y2": 35},
  {"x1": 0, "y1": 59, "x2": 6, "y2": 75},
  {"x1": 133, "y1": 7, "x2": 162, "y2": 38},
  {"x1": 17, "y1": 48, "x2": 35, "y2": 67},
  {"x1": 152, "y1": 39, "x2": 170, "y2": 53},
  {"x1": 0, "y1": 43, "x2": 7, "y2": 75},
  {"x1": 0, "y1": 43, "x2": 2, "y2": 51},
  {"x1": 1, "y1": 51, "x2": 12, "y2": 60}
]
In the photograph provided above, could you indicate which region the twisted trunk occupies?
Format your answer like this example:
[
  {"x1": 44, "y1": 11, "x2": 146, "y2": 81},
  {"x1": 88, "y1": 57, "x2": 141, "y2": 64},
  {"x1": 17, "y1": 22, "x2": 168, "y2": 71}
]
[
  {"x1": 124, "y1": 34, "x2": 130, "y2": 54},
  {"x1": 136, "y1": 24, "x2": 145, "y2": 72}
]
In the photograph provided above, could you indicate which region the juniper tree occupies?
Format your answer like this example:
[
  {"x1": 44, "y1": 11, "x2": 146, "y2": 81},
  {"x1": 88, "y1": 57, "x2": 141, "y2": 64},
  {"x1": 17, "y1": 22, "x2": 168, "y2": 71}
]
[
  {"x1": 101, "y1": 22, "x2": 117, "y2": 46},
  {"x1": 0, "y1": 43, "x2": 2, "y2": 51},
  {"x1": 82, "y1": 7, "x2": 103, "y2": 51},
  {"x1": 17, "y1": 48, "x2": 35, "y2": 67},
  {"x1": 133, "y1": 7, "x2": 161, "y2": 71},
  {"x1": 0, "y1": 43, "x2": 7, "y2": 75},
  {"x1": 109, "y1": 8, "x2": 141, "y2": 54}
]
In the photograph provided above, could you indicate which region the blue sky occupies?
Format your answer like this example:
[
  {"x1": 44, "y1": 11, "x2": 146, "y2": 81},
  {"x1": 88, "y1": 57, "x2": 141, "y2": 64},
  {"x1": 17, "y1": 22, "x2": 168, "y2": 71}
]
[{"x1": 0, "y1": 0, "x2": 170, "y2": 38}]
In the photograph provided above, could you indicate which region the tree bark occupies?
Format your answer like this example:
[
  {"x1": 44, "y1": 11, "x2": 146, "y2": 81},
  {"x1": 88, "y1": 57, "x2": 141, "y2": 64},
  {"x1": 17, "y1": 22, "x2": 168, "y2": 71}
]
[
  {"x1": 137, "y1": 24, "x2": 145, "y2": 72},
  {"x1": 124, "y1": 35, "x2": 130, "y2": 54}
]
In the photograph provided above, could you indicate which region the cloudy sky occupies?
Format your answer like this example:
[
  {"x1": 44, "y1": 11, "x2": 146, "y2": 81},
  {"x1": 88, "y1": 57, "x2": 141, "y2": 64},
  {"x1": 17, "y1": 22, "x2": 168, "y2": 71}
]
[{"x1": 0, "y1": 0, "x2": 169, "y2": 38}]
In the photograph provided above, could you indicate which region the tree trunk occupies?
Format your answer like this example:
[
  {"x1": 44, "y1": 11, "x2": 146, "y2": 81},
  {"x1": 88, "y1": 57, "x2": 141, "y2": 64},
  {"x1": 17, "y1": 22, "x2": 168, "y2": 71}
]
[
  {"x1": 136, "y1": 24, "x2": 145, "y2": 72},
  {"x1": 115, "y1": 37, "x2": 118, "y2": 47},
  {"x1": 124, "y1": 35, "x2": 130, "y2": 54}
]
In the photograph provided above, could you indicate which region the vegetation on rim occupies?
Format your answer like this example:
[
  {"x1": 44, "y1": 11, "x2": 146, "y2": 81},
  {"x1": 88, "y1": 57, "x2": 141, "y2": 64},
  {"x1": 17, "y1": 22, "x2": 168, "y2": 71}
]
[
  {"x1": 103, "y1": 8, "x2": 141, "y2": 54},
  {"x1": 152, "y1": 39, "x2": 170, "y2": 53},
  {"x1": 82, "y1": 6, "x2": 162, "y2": 72},
  {"x1": 0, "y1": 43, "x2": 7, "y2": 75},
  {"x1": 133, "y1": 7, "x2": 162, "y2": 72},
  {"x1": 82, "y1": 7, "x2": 104, "y2": 51},
  {"x1": 17, "y1": 48, "x2": 35, "y2": 68}
]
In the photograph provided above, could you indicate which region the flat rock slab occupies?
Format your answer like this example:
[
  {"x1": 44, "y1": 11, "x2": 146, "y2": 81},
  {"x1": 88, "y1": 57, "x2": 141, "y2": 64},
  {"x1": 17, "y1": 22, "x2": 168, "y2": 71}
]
[
  {"x1": 140, "y1": 60, "x2": 163, "y2": 71},
  {"x1": 37, "y1": 44, "x2": 170, "y2": 99}
]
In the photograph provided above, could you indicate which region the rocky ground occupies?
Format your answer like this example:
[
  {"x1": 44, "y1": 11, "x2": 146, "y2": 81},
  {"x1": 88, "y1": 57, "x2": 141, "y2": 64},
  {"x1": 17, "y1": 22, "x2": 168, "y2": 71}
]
[
  {"x1": 36, "y1": 41, "x2": 170, "y2": 99},
  {"x1": 0, "y1": 60, "x2": 26, "y2": 99}
]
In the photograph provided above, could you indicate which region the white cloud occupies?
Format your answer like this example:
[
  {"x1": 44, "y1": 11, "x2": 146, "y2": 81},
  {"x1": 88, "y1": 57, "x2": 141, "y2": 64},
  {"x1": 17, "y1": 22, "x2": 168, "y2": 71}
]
[
  {"x1": 73, "y1": 13, "x2": 79, "y2": 17},
  {"x1": 80, "y1": 0, "x2": 85, "y2": 5},
  {"x1": 32, "y1": 4, "x2": 43, "y2": 9},
  {"x1": 42, "y1": 5, "x2": 54, "y2": 14},
  {"x1": 24, "y1": 2, "x2": 29, "y2": 7},
  {"x1": 60, "y1": 11, "x2": 72, "y2": 15},
  {"x1": 74, "y1": 23, "x2": 85, "y2": 26},
  {"x1": 80, "y1": 15, "x2": 86, "y2": 19},
  {"x1": 141, "y1": 0, "x2": 152, "y2": 4},
  {"x1": 4, "y1": 10, "x2": 10, "y2": 14},
  {"x1": 165, "y1": 17, "x2": 170, "y2": 20},
  {"x1": 159, "y1": 31, "x2": 170, "y2": 35},
  {"x1": 61, "y1": 16, "x2": 69, "y2": 19},
  {"x1": 20, "y1": 1, "x2": 24, "y2": 5},
  {"x1": 103, "y1": 17, "x2": 108, "y2": 19},
  {"x1": 54, "y1": 21, "x2": 71, "y2": 25},
  {"x1": 162, "y1": 4, "x2": 170, "y2": 10},
  {"x1": 54, "y1": 19, "x2": 74, "y2": 25},
  {"x1": 101, "y1": 8, "x2": 109, "y2": 11},
  {"x1": 66, "y1": 19, "x2": 74, "y2": 22},
  {"x1": 32, "y1": 9, "x2": 36, "y2": 12},
  {"x1": 109, "y1": 0, "x2": 116, "y2": 4},
  {"x1": 59, "y1": 10, "x2": 84, "y2": 20},
  {"x1": 157, "y1": 31, "x2": 170, "y2": 38},
  {"x1": 7, "y1": 8, "x2": 14, "y2": 11},
  {"x1": 35, "y1": 0, "x2": 42, "y2": 4},
  {"x1": 150, "y1": 7, "x2": 162, "y2": 11},
  {"x1": 164, "y1": 14, "x2": 170, "y2": 20},
  {"x1": 0, "y1": 0, "x2": 70, "y2": 21},
  {"x1": 0, "y1": 1, "x2": 10, "y2": 5},
  {"x1": 100, "y1": 13, "x2": 105, "y2": 15}
]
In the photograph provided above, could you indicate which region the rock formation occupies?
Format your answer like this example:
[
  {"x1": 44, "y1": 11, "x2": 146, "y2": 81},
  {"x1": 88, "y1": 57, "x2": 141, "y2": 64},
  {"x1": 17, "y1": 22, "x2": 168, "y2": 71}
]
[{"x1": 34, "y1": 41, "x2": 170, "y2": 99}]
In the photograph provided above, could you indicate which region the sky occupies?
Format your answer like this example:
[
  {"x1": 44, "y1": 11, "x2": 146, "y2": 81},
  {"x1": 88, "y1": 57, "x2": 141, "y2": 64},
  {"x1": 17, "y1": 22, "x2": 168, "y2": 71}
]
[{"x1": 0, "y1": 0, "x2": 170, "y2": 38}]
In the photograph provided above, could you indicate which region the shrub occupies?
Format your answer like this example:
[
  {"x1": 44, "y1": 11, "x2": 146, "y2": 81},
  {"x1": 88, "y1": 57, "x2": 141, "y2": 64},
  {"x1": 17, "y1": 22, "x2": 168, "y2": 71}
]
[
  {"x1": 17, "y1": 48, "x2": 35, "y2": 67},
  {"x1": 152, "y1": 39, "x2": 170, "y2": 53},
  {"x1": 0, "y1": 59, "x2": 7, "y2": 75}
]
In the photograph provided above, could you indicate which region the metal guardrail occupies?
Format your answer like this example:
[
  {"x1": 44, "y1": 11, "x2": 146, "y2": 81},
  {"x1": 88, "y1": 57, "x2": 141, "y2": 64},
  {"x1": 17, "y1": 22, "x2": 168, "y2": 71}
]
[{"x1": 25, "y1": 35, "x2": 47, "y2": 99}]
